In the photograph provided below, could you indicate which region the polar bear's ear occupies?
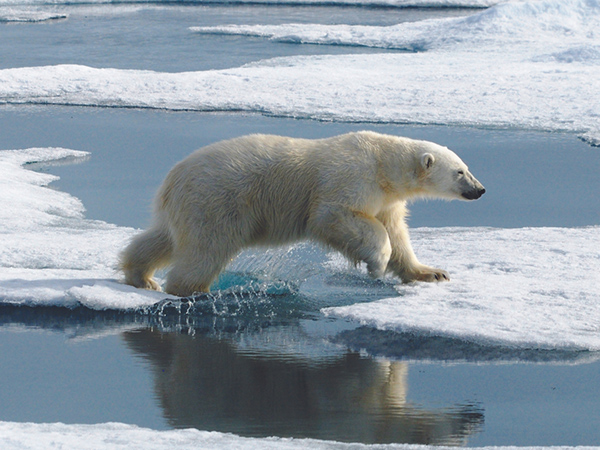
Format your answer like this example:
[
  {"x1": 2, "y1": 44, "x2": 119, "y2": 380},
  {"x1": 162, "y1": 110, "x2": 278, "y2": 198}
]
[{"x1": 421, "y1": 153, "x2": 435, "y2": 170}]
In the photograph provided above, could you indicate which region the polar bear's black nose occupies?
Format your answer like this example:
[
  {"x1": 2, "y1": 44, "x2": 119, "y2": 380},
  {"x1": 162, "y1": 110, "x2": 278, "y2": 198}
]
[{"x1": 462, "y1": 187, "x2": 486, "y2": 200}]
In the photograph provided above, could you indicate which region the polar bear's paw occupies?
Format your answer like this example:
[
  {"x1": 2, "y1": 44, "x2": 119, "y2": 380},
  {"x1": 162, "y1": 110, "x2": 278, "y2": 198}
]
[
  {"x1": 124, "y1": 271, "x2": 163, "y2": 292},
  {"x1": 143, "y1": 278, "x2": 163, "y2": 291},
  {"x1": 407, "y1": 266, "x2": 450, "y2": 283}
]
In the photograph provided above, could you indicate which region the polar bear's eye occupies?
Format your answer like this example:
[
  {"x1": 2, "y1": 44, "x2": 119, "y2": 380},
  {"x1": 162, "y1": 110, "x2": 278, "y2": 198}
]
[{"x1": 457, "y1": 170, "x2": 465, "y2": 176}]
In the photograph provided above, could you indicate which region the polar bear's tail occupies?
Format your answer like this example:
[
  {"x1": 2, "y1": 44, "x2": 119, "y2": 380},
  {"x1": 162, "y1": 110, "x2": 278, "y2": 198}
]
[{"x1": 120, "y1": 219, "x2": 173, "y2": 292}]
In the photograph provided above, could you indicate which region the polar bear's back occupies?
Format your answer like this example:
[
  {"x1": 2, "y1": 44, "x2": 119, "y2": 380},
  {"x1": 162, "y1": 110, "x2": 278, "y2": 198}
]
[{"x1": 157, "y1": 134, "x2": 335, "y2": 244}]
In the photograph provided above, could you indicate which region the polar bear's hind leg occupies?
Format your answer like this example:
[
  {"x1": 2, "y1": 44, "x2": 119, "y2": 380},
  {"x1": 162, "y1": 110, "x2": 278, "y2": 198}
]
[{"x1": 120, "y1": 224, "x2": 173, "y2": 291}]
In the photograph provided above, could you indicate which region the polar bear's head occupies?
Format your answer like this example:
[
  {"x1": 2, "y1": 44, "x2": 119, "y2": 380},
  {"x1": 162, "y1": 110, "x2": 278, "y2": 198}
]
[{"x1": 417, "y1": 143, "x2": 485, "y2": 201}]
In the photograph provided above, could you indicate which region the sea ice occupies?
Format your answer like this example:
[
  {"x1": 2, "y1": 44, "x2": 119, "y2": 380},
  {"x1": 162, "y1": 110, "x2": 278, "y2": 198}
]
[
  {"x1": 0, "y1": 148, "x2": 168, "y2": 309},
  {"x1": 1, "y1": 421, "x2": 599, "y2": 450},
  {"x1": 0, "y1": 7, "x2": 67, "y2": 22},
  {"x1": 324, "y1": 226, "x2": 600, "y2": 351},
  {"x1": 0, "y1": 0, "x2": 597, "y2": 143}
]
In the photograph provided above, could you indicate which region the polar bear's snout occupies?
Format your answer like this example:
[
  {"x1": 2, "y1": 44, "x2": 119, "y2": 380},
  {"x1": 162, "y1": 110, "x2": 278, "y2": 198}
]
[{"x1": 460, "y1": 173, "x2": 486, "y2": 200}]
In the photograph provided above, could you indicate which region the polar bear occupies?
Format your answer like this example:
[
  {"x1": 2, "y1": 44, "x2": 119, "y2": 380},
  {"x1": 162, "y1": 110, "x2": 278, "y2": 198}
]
[{"x1": 121, "y1": 131, "x2": 485, "y2": 296}]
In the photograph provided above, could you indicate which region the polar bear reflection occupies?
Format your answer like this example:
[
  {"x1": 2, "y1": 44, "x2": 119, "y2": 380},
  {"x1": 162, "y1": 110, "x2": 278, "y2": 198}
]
[{"x1": 123, "y1": 327, "x2": 483, "y2": 445}]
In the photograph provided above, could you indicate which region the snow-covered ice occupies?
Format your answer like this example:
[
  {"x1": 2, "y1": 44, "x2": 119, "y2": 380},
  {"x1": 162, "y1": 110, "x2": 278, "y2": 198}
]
[
  {"x1": 0, "y1": 421, "x2": 599, "y2": 450},
  {"x1": 1, "y1": 0, "x2": 598, "y2": 144},
  {"x1": 324, "y1": 226, "x2": 600, "y2": 351},
  {"x1": 0, "y1": 148, "x2": 171, "y2": 309},
  {"x1": 191, "y1": 0, "x2": 599, "y2": 52}
]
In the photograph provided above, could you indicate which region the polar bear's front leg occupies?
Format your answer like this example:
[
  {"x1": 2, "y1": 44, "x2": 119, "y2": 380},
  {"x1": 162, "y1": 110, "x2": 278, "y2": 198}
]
[
  {"x1": 377, "y1": 205, "x2": 449, "y2": 283},
  {"x1": 308, "y1": 205, "x2": 392, "y2": 278}
]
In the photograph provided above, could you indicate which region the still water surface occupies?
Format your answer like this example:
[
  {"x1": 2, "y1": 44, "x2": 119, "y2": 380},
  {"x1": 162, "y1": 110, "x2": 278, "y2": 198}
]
[{"x1": 1, "y1": 303, "x2": 600, "y2": 446}]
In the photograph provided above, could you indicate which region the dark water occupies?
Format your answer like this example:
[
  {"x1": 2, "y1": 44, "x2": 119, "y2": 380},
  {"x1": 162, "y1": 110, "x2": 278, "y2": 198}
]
[{"x1": 1, "y1": 303, "x2": 600, "y2": 446}]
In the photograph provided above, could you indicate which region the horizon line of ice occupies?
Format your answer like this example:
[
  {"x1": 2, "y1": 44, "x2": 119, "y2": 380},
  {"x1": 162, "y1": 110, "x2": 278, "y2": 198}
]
[{"x1": 0, "y1": 0, "x2": 504, "y2": 8}]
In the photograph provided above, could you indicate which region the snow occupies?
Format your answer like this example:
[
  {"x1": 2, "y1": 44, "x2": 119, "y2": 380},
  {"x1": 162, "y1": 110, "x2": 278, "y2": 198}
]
[
  {"x1": 1, "y1": 0, "x2": 598, "y2": 144},
  {"x1": 0, "y1": 421, "x2": 598, "y2": 450}
]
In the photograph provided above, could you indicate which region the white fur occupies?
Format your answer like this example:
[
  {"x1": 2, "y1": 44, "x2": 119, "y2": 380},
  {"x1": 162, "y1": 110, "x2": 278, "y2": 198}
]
[{"x1": 120, "y1": 131, "x2": 485, "y2": 296}]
